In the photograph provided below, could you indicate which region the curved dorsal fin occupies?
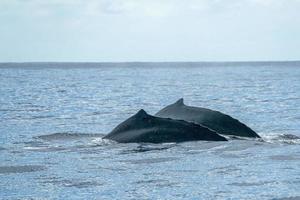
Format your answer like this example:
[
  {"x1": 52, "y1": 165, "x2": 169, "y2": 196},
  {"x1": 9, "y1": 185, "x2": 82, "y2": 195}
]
[
  {"x1": 175, "y1": 98, "x2": 184, "y2": 106},
  {"x1": 135, "y1": 109, "x2": 149, "y2": 117}
]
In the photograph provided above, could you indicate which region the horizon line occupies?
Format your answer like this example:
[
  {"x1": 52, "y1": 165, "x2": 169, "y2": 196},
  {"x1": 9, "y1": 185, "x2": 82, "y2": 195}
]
[{"x1": 1, "y1": 60, "x2": 300, "y2": 64}]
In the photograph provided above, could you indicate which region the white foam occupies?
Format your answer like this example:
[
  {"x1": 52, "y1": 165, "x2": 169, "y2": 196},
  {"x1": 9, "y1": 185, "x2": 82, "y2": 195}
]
[{"x1": 260, "y1": 133, "x2": 300, "y2": 145}]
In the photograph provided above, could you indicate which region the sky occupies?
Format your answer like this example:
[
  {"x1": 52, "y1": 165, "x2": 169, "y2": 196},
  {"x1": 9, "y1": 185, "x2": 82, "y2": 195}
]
[{"x1": 0, "y1": 0, "x2": 300, "y2": 62}]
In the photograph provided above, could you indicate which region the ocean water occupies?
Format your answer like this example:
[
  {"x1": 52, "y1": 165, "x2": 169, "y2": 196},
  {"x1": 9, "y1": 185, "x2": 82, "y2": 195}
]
[{"x1": 0, "y1": 62, "x2": 300, "y2": 200}]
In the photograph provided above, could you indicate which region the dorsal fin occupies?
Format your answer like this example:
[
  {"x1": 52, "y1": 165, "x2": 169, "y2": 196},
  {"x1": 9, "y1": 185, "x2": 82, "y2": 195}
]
[
  {"x1": 175, "y1": 98, "x2": 184, "y2": 106},
  {"x1": 135, "y1": 109, "x2": 148, "y2": 117}
]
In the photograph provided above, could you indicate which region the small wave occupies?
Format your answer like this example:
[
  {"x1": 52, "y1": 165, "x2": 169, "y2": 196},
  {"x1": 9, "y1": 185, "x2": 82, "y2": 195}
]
[
  {"x1": 269, "y1": 155, "x2": 300, "y2": 161},
  {"x1": 0, "y1": 165, "x2": 46, "y2": 174},
  {"x1": 90, "y1": 137, "x2": 117, "y2": 146},
  {"x1": 24, "y1": 135, "x2": 111, "y2": 153},
  {"x1": 261, "y1": 133, "x2": 300, "y2": 145},
  {"x1": 120, "y1": 157, "x2": 178, "y2": 165},
  {"x1": 228, "y1": 181, "x2": 274, "y2": 187},
  {"x1": 42, "y1": 178, "x2": 102, "y2": 188},
  {"x1": 209, "y1": 165, "x2": 241, "y2": 175},
  {"x1": 134, "y1": 179, "x2": 178, "y2": 187},
  {"x1": 36, "y1": 132, "x2": 103, "y2": 141},
  {"x1": 277, "y1": 134, "x2": 300, "y2": 140},
  {"x1": 224, "y1": 135, "x2": 263, "y2": 141},
  {"x1": 121, "y1": 143, "x2": 176, "y2": 154},
  {"x1": 24, "y1": 146, "x2": 66, "y2": 152}
]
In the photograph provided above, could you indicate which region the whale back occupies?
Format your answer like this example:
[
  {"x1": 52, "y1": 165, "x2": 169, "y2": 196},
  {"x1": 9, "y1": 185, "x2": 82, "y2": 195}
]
[
  {"x1": 155, "y1": 99, "x2": 260, "y2": 138},
  {"x1": 104, "y1": 109, "x2": 227, "y2": 143}
]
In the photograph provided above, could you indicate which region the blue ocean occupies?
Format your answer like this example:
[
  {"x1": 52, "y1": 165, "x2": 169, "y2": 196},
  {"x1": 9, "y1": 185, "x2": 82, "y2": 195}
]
[{"x1": 1, "y1": 62, "x2": 300, "y2": 200}]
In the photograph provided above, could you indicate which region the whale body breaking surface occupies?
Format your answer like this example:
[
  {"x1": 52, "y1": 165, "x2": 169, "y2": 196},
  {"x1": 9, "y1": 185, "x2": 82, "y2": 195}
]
[
  {"x1": 103, "y1": 109, "x2": 227, "y2": 143},
  {"x1": 155, "y1": 98, "x2": 260, "y2": 138}
]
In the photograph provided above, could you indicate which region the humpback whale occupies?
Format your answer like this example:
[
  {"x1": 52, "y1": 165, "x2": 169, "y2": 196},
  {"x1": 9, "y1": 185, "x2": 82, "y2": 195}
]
[
  {"x1": 104, "y1": 109, "x2": 227, "y2": 143},
  {"x1": 155, "y1": 99, "x2": 260, "y2": 138}
]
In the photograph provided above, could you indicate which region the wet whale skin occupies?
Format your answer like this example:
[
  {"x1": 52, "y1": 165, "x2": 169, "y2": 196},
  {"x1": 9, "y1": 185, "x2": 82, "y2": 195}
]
[
  {"x1": 155, "y1": 99, "x2": 260, "y2": 138},
  {"x1": 104, "y1": 109, "x2": 227, "y2": 143}
]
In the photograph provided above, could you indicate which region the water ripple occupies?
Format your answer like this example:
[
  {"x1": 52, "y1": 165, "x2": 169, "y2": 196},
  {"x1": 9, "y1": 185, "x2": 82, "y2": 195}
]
[{"x1": 0, "y1": 165, "x2": 46, "y2": 174}]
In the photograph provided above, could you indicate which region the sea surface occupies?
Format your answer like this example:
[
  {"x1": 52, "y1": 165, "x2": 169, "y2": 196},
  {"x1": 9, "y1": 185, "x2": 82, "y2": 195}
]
[{"x1": 0, "y1": 62, "x2": 300, "y2": 200}]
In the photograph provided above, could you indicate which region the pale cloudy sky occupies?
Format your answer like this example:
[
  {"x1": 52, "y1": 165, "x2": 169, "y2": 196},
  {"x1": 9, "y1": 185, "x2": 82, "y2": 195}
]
[{"x1": 0, "y1": 0, "x2": 299, "y2": 62}]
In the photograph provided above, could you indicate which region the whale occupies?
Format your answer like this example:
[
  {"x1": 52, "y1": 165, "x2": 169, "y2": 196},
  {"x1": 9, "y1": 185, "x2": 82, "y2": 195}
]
[
  {"x1": 155, "y1": 98, "x2": 260, "y2": 138},
  {"x1": 103, "y1": 109, "x2": 227, "y2": 143}
]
